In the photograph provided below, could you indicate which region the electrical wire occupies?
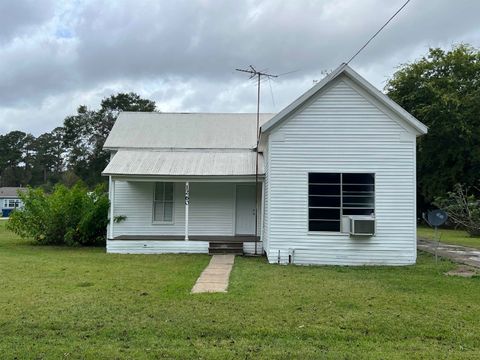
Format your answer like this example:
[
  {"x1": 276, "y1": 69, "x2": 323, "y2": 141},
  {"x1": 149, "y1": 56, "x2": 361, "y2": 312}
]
[
  {"x1": 267, "y1": 77, "x2": 276, "y2": 108},
  {"x1": 346, "y1": 0, "x2": 412, "y2": 64}
]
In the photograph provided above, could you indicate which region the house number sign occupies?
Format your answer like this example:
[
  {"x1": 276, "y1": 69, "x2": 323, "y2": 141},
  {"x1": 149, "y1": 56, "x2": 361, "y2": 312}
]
[{"x1": 185, "y1": 183, "x2": 190, "y2": 205}]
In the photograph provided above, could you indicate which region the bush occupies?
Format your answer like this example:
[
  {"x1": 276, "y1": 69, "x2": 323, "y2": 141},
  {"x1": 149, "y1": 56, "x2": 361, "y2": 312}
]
[
  {"x1": 434, "y1": 184, "x2": 480, "y2": 237},
  {"x1": 7, "y1": 183, "x2": 109, "y2": 246}
]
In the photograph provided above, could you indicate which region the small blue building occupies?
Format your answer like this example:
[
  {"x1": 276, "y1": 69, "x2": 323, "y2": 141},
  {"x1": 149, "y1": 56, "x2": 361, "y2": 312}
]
[{"x1": 0, "y1": 187, "x2": 26, "y2": 217}]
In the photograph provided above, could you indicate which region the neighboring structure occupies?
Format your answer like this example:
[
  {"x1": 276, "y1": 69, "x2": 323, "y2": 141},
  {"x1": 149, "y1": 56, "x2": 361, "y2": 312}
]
[
  {"x1": 0, "y1": 187, "x2": 26, "y2": 217},
  {"x1": 103, "y1": 64, "x2": 428, "y2": 265}
]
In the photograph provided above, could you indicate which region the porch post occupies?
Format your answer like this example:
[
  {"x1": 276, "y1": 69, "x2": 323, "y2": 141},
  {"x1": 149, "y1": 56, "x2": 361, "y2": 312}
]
[
  {"x1": 109, "y1": 177, "x2": 115, "y2": 240},
  {"x1": 185, "y1": 181, "x2": 190, "y2": 241}
]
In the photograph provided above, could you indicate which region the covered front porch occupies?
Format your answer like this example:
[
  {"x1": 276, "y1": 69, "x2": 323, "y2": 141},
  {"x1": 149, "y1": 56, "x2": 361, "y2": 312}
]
[
  {"x1": 107, "y1": 177, "x2": 263, "y2": 255},
  {"x1": 103, "y1": 149, "x2": 264, "y2": 255}
]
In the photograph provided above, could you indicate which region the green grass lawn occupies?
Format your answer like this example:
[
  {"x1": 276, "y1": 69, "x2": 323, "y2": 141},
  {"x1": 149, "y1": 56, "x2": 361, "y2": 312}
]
[
  {"x1": 1, "y1": 221, "x2": 480, "y2": 359},
  {"x1": 418, "y1": 225, "x2": 480, "y2": 249}
]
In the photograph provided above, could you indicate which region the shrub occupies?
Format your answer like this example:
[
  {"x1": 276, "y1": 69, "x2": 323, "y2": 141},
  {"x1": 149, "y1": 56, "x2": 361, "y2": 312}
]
[
  {"x1": 434, "y1": 184, "x2": 480, "y2": 237},
  {"x1": 7, "y1": 183, "x2": 109, "y2": 246}
]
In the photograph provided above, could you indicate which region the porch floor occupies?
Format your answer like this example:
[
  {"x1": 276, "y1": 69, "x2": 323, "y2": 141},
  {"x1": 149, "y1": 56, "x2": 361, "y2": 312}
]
[{"x1": 112, "y1": 235, "x2": 260, "y2": 242}]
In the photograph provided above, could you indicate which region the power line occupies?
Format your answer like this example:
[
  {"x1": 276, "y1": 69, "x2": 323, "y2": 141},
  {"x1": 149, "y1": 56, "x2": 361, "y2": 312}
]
[
  {"x1": 276, "y1": 69, "x2": 301, "y2": 77},
  {"x1": 267, "y1": 77, "x2": 276, "y2": 108},
  {"x1": 346, "y1": 0, "x2": 412, "y2": 64}
]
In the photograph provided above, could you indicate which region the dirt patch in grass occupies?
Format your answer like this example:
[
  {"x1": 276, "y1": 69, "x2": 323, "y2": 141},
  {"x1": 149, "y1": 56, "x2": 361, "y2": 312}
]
[{"x1": 445, "y1": 265, "x2": 479, "y2": 278}]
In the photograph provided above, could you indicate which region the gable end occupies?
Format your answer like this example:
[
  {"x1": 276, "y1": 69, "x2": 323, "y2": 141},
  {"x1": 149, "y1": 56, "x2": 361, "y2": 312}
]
[{"x1": 260, "y1": 64, "x2": 427, "y2": 137}]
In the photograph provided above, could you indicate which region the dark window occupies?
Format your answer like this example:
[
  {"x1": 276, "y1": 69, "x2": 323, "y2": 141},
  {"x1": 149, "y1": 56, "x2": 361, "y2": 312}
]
[{"x1": 308, "y1": 173, "x2": 374, "y2": 232}]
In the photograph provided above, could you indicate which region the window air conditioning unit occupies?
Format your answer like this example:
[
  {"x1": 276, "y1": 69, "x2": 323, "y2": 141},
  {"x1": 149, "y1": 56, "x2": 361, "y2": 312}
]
[{"x1": 349, "y1": 216, "x2": 375, "y2": 236}]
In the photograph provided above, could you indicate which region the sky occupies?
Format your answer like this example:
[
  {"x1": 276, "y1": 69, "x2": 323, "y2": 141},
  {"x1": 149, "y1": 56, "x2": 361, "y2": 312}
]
[{"x1": 1, "y1": 0, "x2": 479, "y2": 136}]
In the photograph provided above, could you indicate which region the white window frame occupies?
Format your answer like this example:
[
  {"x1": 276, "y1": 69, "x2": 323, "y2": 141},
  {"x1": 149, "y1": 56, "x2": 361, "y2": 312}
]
[
  {"x1": 4, "y1": 199, "x2": 20, "y2": 209},
  {"x1": 308, "y1": 172, "x2": 375, "y2": 233},
  {"x1": 152, "y1": 182, "x2": 175, "y2": 224}
]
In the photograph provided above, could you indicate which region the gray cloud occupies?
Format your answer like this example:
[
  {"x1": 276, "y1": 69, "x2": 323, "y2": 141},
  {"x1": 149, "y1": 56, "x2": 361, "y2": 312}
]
[
  {"x1": 0, "y1": 0, "x2": 479, "y2": 135},
  {"x1": 0, "y1": 0, "x2": 55, "y2": 41}
]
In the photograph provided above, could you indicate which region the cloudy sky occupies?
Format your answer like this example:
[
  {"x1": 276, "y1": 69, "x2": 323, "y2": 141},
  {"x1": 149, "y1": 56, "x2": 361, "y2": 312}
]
[{"x1": 1, "y1": 0, "x2": 479, "y2": 135}]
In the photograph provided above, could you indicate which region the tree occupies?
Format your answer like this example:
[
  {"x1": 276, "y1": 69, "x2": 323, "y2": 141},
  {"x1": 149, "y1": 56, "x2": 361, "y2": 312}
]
[
  {"x1": 31, "y1": 127, "x2": 65, "y2": 185},
  {"x1": 63, "y1": 106, "x2": 100, "y2": 183},
  {"x1": 0, "y1": 130, "x2": 35, "y2": 186},
  {"x1": 100, "y1": 92, "x2": 156, "y2": 113},
  {"x1": 63, "y1": 93, "x2": 156, "y2": 185},
  {"x1": 0, "y1": 93, "x2": 155, "y2": 188},
  {"x1": 8, "y1": 183, "x2": 110, "y2": 246},
  {"x1": 435, "y1": 184, "x2": 480, "y2": 236},
  {"x1": 385, "y1": 44, "x2": 480, "y2": 206}
]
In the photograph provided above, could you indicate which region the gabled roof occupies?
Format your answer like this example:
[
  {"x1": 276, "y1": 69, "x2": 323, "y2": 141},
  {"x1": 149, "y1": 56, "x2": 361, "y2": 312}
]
[
  {"x1": 103, "y1": 150, "x2": 263, "y2": 177},
  {"x1": 0, "y1": 187, "x2": 27, "y2": 198},
  {"x1": 104, "y1": 112, "x2": 275, "y2": 150},
  {"x1": 260, "y1": 63, "x2": 428, "y2": 136}
]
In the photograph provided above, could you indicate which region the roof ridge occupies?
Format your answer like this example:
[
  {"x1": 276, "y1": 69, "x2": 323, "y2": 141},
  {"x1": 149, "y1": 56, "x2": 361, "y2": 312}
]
[{"x1": 119, "y1": 111, "x2": 276, "y2": 115}]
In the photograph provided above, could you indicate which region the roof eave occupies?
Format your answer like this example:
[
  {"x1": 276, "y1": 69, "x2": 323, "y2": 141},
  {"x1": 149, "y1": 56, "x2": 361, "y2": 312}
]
[{"x1": 102, "y1": 172, "x2": 265, "y2": 178}]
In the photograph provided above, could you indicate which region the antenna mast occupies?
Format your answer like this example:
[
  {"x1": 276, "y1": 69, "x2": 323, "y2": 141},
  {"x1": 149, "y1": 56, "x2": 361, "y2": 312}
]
[{"x1": 235, "y1": 65, "x2": 278, "y2": 255}]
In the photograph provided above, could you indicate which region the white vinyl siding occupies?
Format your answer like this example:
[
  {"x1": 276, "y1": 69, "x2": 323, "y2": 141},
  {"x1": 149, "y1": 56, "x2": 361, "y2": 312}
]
[
  {"x1": 112, "y1": 181, "x2": 237, "y2": 237},
  {"x1": 264, "y1": 76, "x2": 417, "y2": 265}
]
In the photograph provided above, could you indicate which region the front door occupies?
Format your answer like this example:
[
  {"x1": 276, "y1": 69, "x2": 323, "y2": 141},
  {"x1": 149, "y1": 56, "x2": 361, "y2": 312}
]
[{"x1": 235, "y1": 185, "x2": 256, "y2": 235}]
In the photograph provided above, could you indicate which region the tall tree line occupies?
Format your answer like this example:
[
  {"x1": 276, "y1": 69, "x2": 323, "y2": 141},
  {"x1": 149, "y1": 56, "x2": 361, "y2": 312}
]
[
  {"x1": 386, "y1": 44, "x2": 480, "y2": 209},
  {"x1": 0, "y1": 93, "x2": 156, "y2": 189},
  {"x1": 1, "y1": 44, "x2": 478, "y2": 205}
]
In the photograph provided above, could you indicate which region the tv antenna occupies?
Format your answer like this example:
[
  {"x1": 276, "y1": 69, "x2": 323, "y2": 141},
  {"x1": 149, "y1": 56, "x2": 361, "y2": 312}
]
[
  {"x1": 235, "y1": 65, "x2": 278, "y2": 255},
  {"x1": 235, "y1": 66, "x2": 278, "y2": 139}
]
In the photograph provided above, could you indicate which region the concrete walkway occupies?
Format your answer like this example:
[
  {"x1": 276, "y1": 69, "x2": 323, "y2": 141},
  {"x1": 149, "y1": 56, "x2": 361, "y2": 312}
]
[
  {"x1": 191, "y1": 255, "x2": 235, "y2": 293},
  {"x1": 418, "y1": 239, "x2": 480, "y2": 268}
]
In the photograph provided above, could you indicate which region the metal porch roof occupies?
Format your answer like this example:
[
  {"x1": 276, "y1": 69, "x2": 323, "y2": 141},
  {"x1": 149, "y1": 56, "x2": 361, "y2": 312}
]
[{"x1": 102, "y1": 150, "x2": 264, "y2": 177}]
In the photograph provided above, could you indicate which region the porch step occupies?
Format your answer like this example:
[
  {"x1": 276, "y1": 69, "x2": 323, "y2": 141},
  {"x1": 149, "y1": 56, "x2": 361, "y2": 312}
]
[
  {"x1": 208, "y1": 242, "x2": 243, "y2": 255},
  {"x1": 209, "y1": 242, "x2": 243, "y2": 249}
]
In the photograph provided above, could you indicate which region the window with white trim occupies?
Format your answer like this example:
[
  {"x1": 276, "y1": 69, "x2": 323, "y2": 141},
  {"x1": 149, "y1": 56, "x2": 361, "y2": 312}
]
[
  {"x1": 6, "y1": 199, "x2": 20, "y2": 208},
  {"x1": 308, "y1": 173, "x2": 375, "y2": 232},
  {"x1": 154, "y1": 182, "x2": 174, "y2": 222}
]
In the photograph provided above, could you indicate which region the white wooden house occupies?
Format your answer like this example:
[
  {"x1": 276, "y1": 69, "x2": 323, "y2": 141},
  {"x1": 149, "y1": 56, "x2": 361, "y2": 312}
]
[{"x1": 103, "y1": 64, "x2": 427, "y2": 265}]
